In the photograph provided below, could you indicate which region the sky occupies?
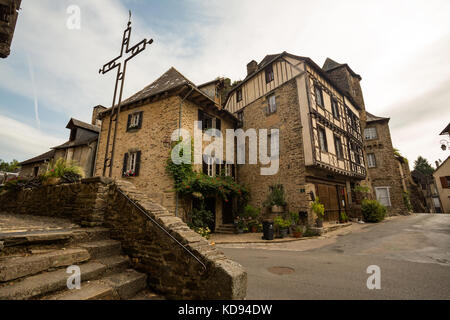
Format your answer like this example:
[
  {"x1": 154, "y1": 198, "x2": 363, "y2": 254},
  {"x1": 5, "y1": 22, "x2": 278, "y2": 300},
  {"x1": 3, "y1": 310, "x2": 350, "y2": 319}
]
[{"x1": 0, "y1": 0, "x2": 449, "y2": 169}]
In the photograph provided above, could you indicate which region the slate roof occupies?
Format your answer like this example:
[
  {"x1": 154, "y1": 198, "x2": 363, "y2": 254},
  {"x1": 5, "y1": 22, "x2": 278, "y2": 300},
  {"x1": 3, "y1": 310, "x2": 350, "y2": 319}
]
[
  {"x1": 439, "y1": 123, "x2": 450, "y2": 135},
  {"x1": 366, "y1": 111, "x2": 390, "y2": 123},
  {"x1": 99, "y1": 67, "x2": 236, "y2": 122},
  {"x1": 19, "y1": 150, "x2": 55, "y2": 166},
  {"x1": 52, "y1": 136, "x2": 98, "y2": 150},
  {"x1": 66, "y1": 118, "x2": 100, "y2": 133},
  {"x1": 322, "y1": 58, "x2": 362, "y2": 80}
]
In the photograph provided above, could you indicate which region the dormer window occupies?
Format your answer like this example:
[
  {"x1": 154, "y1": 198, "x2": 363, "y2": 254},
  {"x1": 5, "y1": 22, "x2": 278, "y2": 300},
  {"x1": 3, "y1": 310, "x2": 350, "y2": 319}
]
[
  {"x1": 265, "y1": 65, "x2": 274, "y2": 83},
  {"x1": 236, "y1": 89, "x2": 243, "y2": 103},
  {"x1": 127, "y1": 112, "x2": 143, "y2": 131}
]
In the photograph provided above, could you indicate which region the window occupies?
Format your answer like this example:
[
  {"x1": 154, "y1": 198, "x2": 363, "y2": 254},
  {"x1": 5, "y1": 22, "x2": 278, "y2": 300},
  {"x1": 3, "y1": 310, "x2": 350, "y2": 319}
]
[
  {"x1": 267, "y1": 94, "x2": 277, "y2": 115},
  {"x1": 237, "y1": 111, "x2": 244, "y2": 124},
  {"x1": 236, "y1": 89, "x2": 243, "y2": 103},
  {"x1": 202, "y1": 156, "x2": 214, "y2": 177},
  {"x1": 318, "y1": 126, "x2": 328, "y2": 152},
  {"x1": 334, "y1": 135, "x2": 344, "y2": 159},
  {"x1": 265, "y1": 65, "x2": 274, "y2": 83},
  {"x1": 0, "y1": 5, "x2": 9, "y2": 23},
  {"x1": 122, "y1": 151, "x2": 141, "y2": 177},
  {"x1": 331, "y1": 99, "x2": 340, "y2": 119},
  {"x1": 33, "y1": 166, "x2": 39, "y2": 177},
  {"x1": 127, "y1": 112, "x2": 143, "y2": 131},
  {"x1": 440, "y1": 176, "x2": 450, "y2": 189},
  {"x1": 198, "y1": 110, "x2": 214, "y2": 131},
  {"x1": 315, "y1": 86, "x2": 324, "y2": 108},
  {"x1": 364, "y1": 127, "x2": 377, "y2": 140},
  {"x1": 375, "y1": 187, "x2": 391, "y2": 207},
  {"x1": 367, "y1": 153, "x2": 377, "y2": 168}
]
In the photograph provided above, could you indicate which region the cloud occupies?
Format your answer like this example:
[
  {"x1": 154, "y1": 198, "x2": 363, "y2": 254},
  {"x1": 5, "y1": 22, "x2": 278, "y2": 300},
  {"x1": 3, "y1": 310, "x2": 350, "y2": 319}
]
[{"x1": 0, "y1": 114, "x2": 65, "y2": 162}]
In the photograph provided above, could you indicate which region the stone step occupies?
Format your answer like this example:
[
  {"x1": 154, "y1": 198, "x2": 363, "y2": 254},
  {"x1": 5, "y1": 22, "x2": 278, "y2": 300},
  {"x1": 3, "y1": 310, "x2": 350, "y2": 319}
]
[
  {"x1": 77, "y1": 240, "x2": 122, "y2": 259},
  {"x1": 0, "y1": 261, "x2": 107, "y2": 300},
  {"x1": 131, "y1": 289, "x2": 164, "y2": 300},
  {"x1": 0, "y1": 248, "x2": 90, "y2": 282},
  {"x1": 95, "y1": 255, "x2": 130, "y2": 274},
  {"x1": 102, "y1": 270, "x2": 147, "y2": 300},
  {"x1": 47, "y1": 270, "x2": 147, "y2": 300},
  {"x1": 70, "y1": 228, "x2": 111, "y2": 243}
]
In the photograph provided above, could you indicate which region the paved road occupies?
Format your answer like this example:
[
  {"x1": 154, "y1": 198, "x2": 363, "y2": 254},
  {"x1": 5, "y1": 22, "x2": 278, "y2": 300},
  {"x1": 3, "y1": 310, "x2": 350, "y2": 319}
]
[{"x1": 220, "y1": 214, "x2": 450, "y2": 300}]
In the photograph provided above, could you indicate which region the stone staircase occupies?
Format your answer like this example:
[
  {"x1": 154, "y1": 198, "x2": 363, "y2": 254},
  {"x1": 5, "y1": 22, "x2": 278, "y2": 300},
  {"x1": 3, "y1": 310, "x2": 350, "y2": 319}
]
[
  {"x1": 214, "y1": 224, "x2": 236, "y2": 234},
  {"x1": 0, "y1": 227, "x2": 161, "y2": 300}
]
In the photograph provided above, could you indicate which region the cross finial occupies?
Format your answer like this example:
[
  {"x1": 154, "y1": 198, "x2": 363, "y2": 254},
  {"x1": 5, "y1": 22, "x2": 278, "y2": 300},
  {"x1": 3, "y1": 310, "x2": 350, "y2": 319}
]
[{"x1": 128, "y1": 10, "x2": 132, "y2": 26}]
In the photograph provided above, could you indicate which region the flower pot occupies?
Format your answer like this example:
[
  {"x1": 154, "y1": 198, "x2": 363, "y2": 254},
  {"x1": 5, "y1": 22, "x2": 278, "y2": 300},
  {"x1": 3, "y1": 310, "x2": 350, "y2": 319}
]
[
  {"x1": 271, "y1": 205, "x2": 284, "y2": 214},
  {"x1": 251, "y1": 225, "x2": 258, "y2": 233},
  {"x1": 293, "y1": 231, "x2": 302, "y2": 238},
  {"x1": 236, "y1": 228, "x2": 244, "y2": 234},
  {"x1": 316, "y1": 219, "x2": 323, "y2": 228},
  {"x1": 280, "y1": 228, "x2": 289, "y2": 238}
]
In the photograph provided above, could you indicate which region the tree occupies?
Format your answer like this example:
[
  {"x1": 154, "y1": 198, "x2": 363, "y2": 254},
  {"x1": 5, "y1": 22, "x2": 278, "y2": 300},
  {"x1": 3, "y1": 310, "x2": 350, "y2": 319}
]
[
  {"x1": 0, "y1": 159, "x2": 20, "y2": 172},
  {"x1": 414, "y1": 156, "x2": 434, "y2": 176}
]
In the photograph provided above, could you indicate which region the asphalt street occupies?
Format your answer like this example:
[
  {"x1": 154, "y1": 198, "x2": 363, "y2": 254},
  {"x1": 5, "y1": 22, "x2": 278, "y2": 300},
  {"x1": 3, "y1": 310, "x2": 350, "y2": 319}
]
[{"x1": 220, "y1": 214, "x2": 450, "y2": 300}]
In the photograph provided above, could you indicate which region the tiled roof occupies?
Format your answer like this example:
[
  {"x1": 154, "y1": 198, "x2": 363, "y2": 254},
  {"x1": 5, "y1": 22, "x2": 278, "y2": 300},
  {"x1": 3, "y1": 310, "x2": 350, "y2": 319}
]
[
  {"x1": 19, "y1": 150, "x2": 55, "y2": 166},
  {"x1": 322, "y1": 57, "x2": 362, "y2": 80},
  {"x1": 67, "y1": 118, "x2": 100, "y2": 133},
  {"x1": 52, "y1": 136, "x2": 98, "y2": 150}
]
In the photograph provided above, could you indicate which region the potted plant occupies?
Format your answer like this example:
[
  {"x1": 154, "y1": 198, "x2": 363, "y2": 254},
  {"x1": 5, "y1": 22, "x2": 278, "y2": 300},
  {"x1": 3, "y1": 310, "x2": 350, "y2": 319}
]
[
  {"x1": 235, "y1": 218, "x2": 245, "y2": 234},
  {"x1": 339, "y1": 211, "x2": 349, "y2": 224},
  {"x1": 263, "y1": 185, "x2": 287, "y2": 214},
  {"x1": 274, "y1": 216, "x2": 291, "y2": 238},
  {"x1": 243, "y1": 205, "x2": 261, "y2": 233},
  {"x1": 292, "y1": 225, "x2": 303, "y2": 238},
  {"x1": 311, "y1": 197, "x2": 325, "y2": 228}
]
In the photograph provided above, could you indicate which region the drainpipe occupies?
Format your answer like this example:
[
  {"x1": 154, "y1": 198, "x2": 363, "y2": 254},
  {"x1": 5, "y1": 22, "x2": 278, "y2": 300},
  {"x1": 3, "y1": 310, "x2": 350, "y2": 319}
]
[{"x1": 175, "y1": 86, "x2": 194, "y2": 217}]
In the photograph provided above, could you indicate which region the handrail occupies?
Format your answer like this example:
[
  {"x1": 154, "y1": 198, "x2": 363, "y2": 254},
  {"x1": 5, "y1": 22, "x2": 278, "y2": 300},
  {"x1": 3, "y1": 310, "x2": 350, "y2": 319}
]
[{"x1": 116, "y1": 189, "x2": 207, "y2": 271}]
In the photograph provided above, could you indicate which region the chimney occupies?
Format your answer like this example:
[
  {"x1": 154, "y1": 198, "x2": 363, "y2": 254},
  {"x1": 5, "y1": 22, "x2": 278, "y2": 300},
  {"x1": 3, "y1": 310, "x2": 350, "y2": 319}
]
[
  {"x1": 435, "y1": 161, "x2": 440, "y2": 168},
  {"x1": 92, "y1": 105, "x2": 107, "y2": 126},
  {"x1": 247, "y1": 60, "x2": 258, "y2": 76}
]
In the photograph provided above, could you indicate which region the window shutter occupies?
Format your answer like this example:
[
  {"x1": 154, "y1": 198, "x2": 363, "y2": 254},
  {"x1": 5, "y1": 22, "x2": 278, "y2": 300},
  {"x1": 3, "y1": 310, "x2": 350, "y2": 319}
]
[
  {"x1": 198, "y1": 110, "x2": 204, "y2": 130},
  {"x1": 440, "y1": 177, "x2": 448, "y2": 189},
  {"x1": 122, "y1": 153, "x2": 129, "y2": 177},
  {"x1": 135, "y1": 151, "x2": 141, "y2": 176},
  {"x1": 126, "y1": 114, "x2": 132, "y2": 132},
  {"x1": 137, "y1": 112, "x2": 143, "y2": 129},
  {"x1": 216, "y1": 118, "x2": 221, "y2": 132}
]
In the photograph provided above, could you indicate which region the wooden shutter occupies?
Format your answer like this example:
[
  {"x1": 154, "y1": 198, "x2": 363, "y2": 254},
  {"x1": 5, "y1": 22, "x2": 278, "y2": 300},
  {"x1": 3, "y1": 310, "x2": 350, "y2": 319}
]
[
  {"x1": 122, "y1": 153, "x2": 129, "y2": 177},
  {"x1": 137, "y1": 112, "x2": 143, "y2": 129},
  {"x1": 135, "y1": 151, "x2": 141, "y2": 176},
  {"x1": 126, "y1": 114, "x2": 132, "y2": 132},
  {"x1": 440, "y1": 177, "x2": 448, "y2": 189},
  {"x1": 216, "y1": 118, "x2": 221, "y2": 131}
]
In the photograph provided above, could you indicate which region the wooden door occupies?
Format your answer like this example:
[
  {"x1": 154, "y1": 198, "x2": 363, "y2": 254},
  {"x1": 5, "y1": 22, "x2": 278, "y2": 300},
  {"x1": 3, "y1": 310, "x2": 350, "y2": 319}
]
[{"x1": 316, "y1": 184, "x2": 340, "y2": 222}]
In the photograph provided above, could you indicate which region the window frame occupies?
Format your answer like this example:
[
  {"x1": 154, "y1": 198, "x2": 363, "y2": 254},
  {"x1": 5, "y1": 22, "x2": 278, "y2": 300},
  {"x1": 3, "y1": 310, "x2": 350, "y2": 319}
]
[
  {"x1": 265, "y1": 65, "x2": 275, "y2": 83},
  {"x1": 236, "y1": 89, "x2": 243, "y2": 103},
  {"x1": 367, "y1": 153, "x2": 377, "y2": 168},
  {"x1": 127, "y1": 111, "x2": 143, "y2": 132},
  {"x1": 364, "y1": 127, "x2": 378, "y2": 140},
  {"x1": 375, "y1": 187, "x2": 392, "y2": 207},
  {"x1": 331, "y1": 98, "x2": 340, "y2": 119},
  {"x1": 334, "y1": 134, "x2": 344, "y2": 160},
  {"x1": 123, "y1": 151, "x2": 141, "y2": 177},
  {"x1": 318, "y1": 126, "x2": 328, "y2": 152},
  {"x1": 314, "y1": 86, "x2": 324, "y2": 109},
  {"x1": 267, "y1": 94, "x2": 277, "y2": 115}
]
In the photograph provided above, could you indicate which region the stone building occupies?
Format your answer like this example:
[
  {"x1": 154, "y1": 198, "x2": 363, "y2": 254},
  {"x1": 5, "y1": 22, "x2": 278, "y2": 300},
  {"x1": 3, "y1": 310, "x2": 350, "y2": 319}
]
[
  {"x1": 18, "y1": 150, "x2": 54, "y2": 178},
  {"x1": 19, "y1": 116, "x2": 101, "y2": 179},
  {"x1": 363, "y1": 112, "x2": 412, "y2": 215},
  {"x1": 52, "y1": 118, "x2": 100, "y2": 178},
  {"x1": 0, "y1": 0, "x2": 21, "y2": 58},
  {"x1": 224, "y1": 52, "x2": 367, "y2": 224},
  {"x1": 94, "y1": 67, "x2": 238, "y2": 229},
  {"x1": 411, "y1": 169, "x2": 441, "y2": 213},
  {"x1": 434, "y1": 123, "x2": 450, "y2": 213}
]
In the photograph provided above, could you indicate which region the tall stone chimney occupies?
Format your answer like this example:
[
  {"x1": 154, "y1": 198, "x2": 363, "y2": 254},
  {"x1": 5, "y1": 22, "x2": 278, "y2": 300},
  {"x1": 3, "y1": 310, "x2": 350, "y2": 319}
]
[
  {"x1": 247, "y1": 60, "x2": 258, "y2": 76},
  {"x1": 92, "y1": 105, "x2": 107, "y2": 126}
]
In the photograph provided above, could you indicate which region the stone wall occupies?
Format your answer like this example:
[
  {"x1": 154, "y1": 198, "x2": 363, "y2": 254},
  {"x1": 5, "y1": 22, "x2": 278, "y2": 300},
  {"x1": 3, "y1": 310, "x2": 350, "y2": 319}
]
[{"x1": 0, "y1": 178, "x2": 247, "y2": 299}]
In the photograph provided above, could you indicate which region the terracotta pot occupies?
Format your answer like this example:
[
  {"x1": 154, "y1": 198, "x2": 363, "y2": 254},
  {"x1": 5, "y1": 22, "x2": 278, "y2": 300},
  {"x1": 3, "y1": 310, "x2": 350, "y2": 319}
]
[
  {"x1": 251, "y1": 225, "x2": 258, "y2": 233},
  {"x1": 316, "y1": 219, "x2": 323, "y2": 228},
  {"x1": 293, "y1": 231, "x2": 302, "y2": 238}
]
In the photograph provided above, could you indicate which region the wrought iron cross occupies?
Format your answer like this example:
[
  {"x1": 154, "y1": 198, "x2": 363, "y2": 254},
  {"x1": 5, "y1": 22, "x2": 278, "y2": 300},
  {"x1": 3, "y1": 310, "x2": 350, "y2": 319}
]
[{"x1": 99, "y1": 11, "x2": 153, "y2": 177}]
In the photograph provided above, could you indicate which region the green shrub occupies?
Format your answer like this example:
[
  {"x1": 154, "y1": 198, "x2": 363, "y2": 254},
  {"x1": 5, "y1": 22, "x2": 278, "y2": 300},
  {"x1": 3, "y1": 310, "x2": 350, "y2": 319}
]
[
  {"x1": 263, "y1": 184, "x2": 287, "y2": 207},
  {"x1": 290, "y1": 212, "x2": 300, "y2": 225},
  {"x1": 361, "y1": 199, "x2": 386, "y2": 223},
  {"x1": 45, "y1": 159, "x2": 84, "y2": 180},
  {"x1": 311, "y1": 197, "x2": 325, "y2": 220},
  {"x1": 403, "y1": 192, "x2": 413, "y2": 211}
]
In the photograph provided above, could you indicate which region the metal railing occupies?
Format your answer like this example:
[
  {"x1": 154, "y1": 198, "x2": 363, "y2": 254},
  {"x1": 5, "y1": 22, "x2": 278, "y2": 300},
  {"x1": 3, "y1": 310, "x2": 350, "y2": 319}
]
[{"x1": 116, "y1": 189, "x2": 207, "y2": 271}]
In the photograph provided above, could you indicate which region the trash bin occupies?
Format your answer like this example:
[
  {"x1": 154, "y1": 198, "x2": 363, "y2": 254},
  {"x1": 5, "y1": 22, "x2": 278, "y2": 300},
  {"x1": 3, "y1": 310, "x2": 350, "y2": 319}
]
[{"x1": 262, "y1": 220, "x2": 274, "y2": 240}]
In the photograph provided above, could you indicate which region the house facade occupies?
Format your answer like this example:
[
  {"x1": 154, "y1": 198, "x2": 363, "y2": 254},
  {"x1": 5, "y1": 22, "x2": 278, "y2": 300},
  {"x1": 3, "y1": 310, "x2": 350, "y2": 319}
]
[
  {"x1": 434, "y1": 123, "x2": 450, "y2": 213},
  {"x1": 94, "y1": 67, "x2": 238, "y2": 229},
  {"x1": 225, "y1": 52, "x2": 367, "y2": 223},
  {"x1": 363, "y1": 112, "x2": 412, "y2": 215},
  {"x1": 19, "y1": 150, "x2": 54, "y2": 178},
  {"x1": 0, "y1": 0, "x2": 21, "y2": 58}
]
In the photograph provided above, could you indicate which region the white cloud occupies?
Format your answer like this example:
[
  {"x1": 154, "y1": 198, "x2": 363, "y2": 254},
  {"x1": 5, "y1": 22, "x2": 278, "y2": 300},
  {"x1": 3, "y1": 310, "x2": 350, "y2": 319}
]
[{"x1": 0, "y1": 114, "x2": 65, "y2": 162}]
